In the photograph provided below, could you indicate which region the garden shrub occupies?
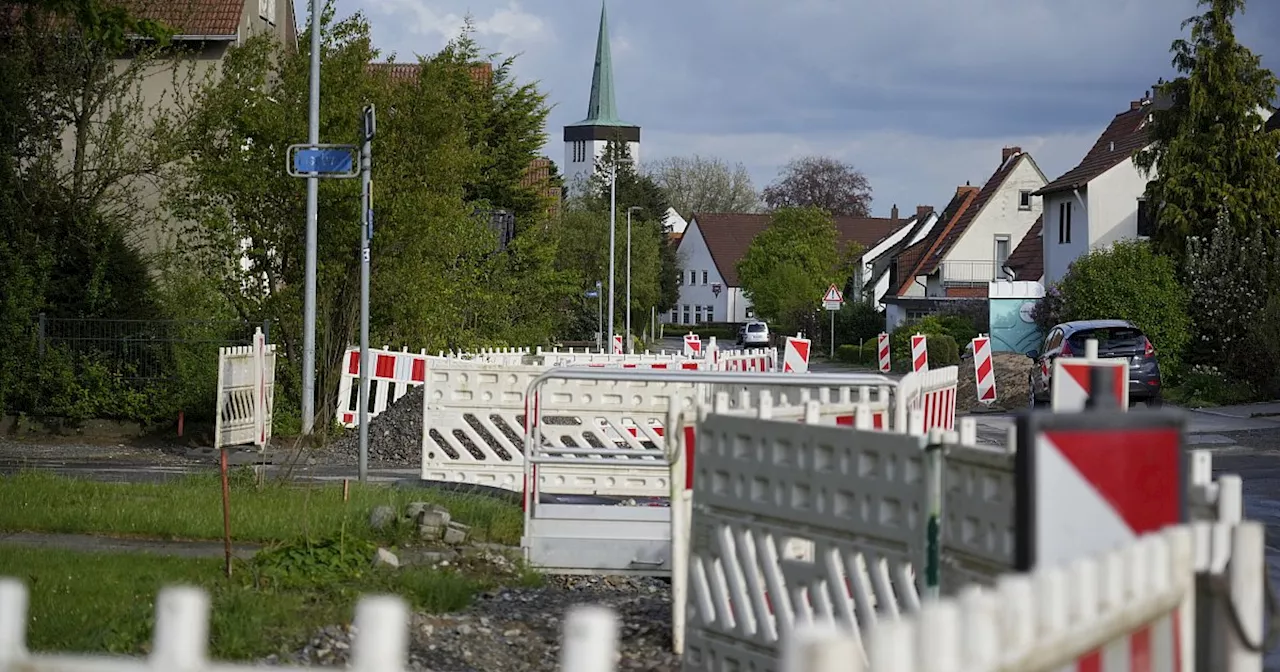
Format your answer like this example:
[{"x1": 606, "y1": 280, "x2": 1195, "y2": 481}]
[
  {"x1": 926, "y1": 334, "x2": 960, "y2": 367},
  {"x1": 836, "y1": 301, "x2": 884, "y2": 344},
  {"x1": 889, "y1": 317, "x2": 950, "y2": 370},
  {"x1": 1184, "y1": 228, "x2": 1280, "y2": 384},
  {"x1": 1055, "y1": 240, "x2": 1190, "y2": 373},
  {"x1": 1237, "y1": 293, "x2": 1280, "y2": 399},
  {"x1": 835, "y1": 344, "x2": 860, "y2": 364}
]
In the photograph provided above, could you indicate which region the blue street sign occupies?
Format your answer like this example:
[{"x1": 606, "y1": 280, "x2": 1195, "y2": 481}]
[
  {"x1": 293, "y1": 148, "x2": 354, "y2": 175},
  {"x1": 585, "y1": 290, "x2": 599, "y2": 298}
]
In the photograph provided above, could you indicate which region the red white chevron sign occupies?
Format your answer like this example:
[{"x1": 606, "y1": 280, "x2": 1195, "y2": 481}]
[
  {"x1": 910, "y1": 333, "x2": 928, "y2": 372},
  {"x1": 1051, "y1": 357, "x2": 1129, "y2": 412},
  {"x1": 877, "y1": 332, "x2": 890, "y2": 373},
  {"x1": 782, "y1": 335, "x2": 810, "y2": 373},
  {"x1": 972, "y1": 335, "x2": 996, "y2": 404}
]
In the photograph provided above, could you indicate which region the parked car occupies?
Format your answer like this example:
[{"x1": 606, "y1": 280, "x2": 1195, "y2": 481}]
[
  {"x1": 738, "y1": 321, "x2": 770, "y2": 348},
  {"x1": 1026, "y1": 319, "x2": 1163, "y2": 408}
]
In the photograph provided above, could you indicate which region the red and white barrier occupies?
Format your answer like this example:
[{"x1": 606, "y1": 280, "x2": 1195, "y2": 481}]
[
  {"x1": 894, "y1": 365, "x2": 957, "y2": 432},
  {"x1": 716, "y1": 348, "x2": 776, "y2": 372},
  {"x1": 683, "y1": 333, "x2": 702, "y2": 357},
  {"x1": 877, "y1": 332, "x2": 891, "y2": 373},
  {"x1": 612, "y1": 334, "x2": 623, "y2": 354},
  {"x1": 335, "y1": 347, "x2": 428, "y2": 427},
  {"x1": 1051, "y1": 339, "x2": 1130, "y2": 412},
  {"x1": 782, "y1": 334, "x2": 811, "y2": 373},
  {"x1": 911, "y1": 332, "x2": 928, "y2": 372},
  {"x1": 971, "y1": 334, "x2": 997, "y2": 404}
]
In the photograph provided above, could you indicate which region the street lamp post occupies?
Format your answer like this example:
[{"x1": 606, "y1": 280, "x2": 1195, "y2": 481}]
[
  {"x1": 300, "y1": 0, "x2": 323, "y2": 434},
  {"x1": 626, "y1": 206, "x2": 642, "y2": 354},
  {"x1": 607, "y1": 165, "x2": 617, "y2": 353}
]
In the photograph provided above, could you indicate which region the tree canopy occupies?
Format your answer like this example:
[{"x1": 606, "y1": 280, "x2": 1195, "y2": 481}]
[
  {"x1": 645, "y1": 155, "x2": 759, "y2": 218},
  {"x1": 736, "y1": 207, "x2": 861, "y2": 335},
  {"x1": 1134, "y1": 0, "x2": 1280, "y2": 264},
  {"x1": 762, "y1": 156, "x2": 873, "y2": 217}
]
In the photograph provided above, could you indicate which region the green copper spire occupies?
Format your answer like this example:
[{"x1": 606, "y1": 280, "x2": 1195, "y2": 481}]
[{"x1": 569, "y1": 1, "x2": 631, "y2": 127}]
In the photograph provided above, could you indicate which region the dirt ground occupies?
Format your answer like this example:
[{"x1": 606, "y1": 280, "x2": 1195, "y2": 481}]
[{"x1": 957, "y1": 351, "x2": 1033, "y2": 412}]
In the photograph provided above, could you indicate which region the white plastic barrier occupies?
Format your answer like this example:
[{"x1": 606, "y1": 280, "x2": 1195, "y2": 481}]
[
  {"x1": 894, "y1": 365, "x2": 958, "y2": 433},
  {"x1": 214, "y1": 328, "x2": 276, "y2": 450},
  {"x1": 715, "y1": 348, "x2": 777, "y2": 372},
  {"x1": 335, "y1": 346, "x2": 428, "y2": 427}
]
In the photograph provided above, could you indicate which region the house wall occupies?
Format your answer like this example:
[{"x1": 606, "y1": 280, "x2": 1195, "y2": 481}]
[
  {"x1": 1086, "y1": 156, "x2": 1155, "y2": 249},
  {"x1": 562, "y1": 139, "x2": 641, "y2": 193},
  {"x1": 1042, "y1": 191, "x2": 1091, "y2": 285},
  {"x1": 944, "y1": 157, "x2": 1045, "y2": 277},
  {"x1": 662, "y1": 221, "x2": 730, "y2": 325},
  {"x1": 861, "y1": 214, "x2": 934, "y2": 308}
]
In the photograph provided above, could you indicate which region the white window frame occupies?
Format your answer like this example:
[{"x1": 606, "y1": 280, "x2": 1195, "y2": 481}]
[
  {"x1": 994, "y1": 234, "x2": 1012, "y2": 280},
  {"x1": 259, "y1": 0, "x2": 276, "y2": 24},
  {"x1": 1018, "y1": 190, "x2": 1032, "y2": 210}
]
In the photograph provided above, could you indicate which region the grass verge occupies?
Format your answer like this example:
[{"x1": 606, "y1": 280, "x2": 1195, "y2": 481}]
[
  {"x1": 0, "y1": 470, "x2": 523, "y2": 546},
  {"x1": 0, "y1": 544, "x2": 508, "y2": 660}
]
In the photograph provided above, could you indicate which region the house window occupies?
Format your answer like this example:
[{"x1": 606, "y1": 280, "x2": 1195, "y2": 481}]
[
  {"x1": 1137, "y1": 198, "x2": 1153, "y2": 238},
  {"x1": 995, "y1": 235, "x2": 1011, "y2": 278},
  {"x1": 702, "y1": 270, "x2": 708, "y2": 285},
  {"x1": 670, "y1": 309, "x2": 678, "y2": 323},
  {"x1": 705, "y1": 306, "x2": 714, "y2": 322},
  {"x1": 1018, "y1": 190, "x2": 1032, "y2": 210},
  {"x1": 259, "y1": 0, "x2": 275, "y2": 23},
  {"x1": 689, "y1": 270, "x2": 697, "y2": 285},
  {"x1": 682, "y1": 305, "x2": 690, "y2": 324},
  {"x1": 1057, "y1": 201, "x2": 1073, "y2": 244},
  {"x1": 694, "y1": 306, "x2": 703, "y2": 323}
]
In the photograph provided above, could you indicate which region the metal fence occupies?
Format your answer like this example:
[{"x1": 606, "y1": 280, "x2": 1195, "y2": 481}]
[{"x1": 36, "y1": 314, "x2": 270, "y2": 382}]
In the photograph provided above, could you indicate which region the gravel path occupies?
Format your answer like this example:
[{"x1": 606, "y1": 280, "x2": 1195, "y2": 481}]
[
  {"x1": 279, "y1": 576, "x2": 677, "y2": 672},
  {"x1": 327, "y1": 387, "x2": 424, "y2": 467}
]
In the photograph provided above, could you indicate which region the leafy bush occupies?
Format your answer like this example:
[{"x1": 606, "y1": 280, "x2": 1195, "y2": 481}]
[
  {"x1": 890, "y1": 317, "x2": 948, "y2": 370},
  {"x1": 1056, "y1": 240, "x2": 1191, "y2": 372},
  {"x1": 251, "y1": 534, "x2": 380, "y2": 590},
  {"x1": 1184, "y1": 228, "x2": 1280, "y2": 384},
  {"x1": 926, "y1": 334, "x2": 960, "y2": 366},
  {"x1": 834, "y1": 341, "x2": 879, "y2": 365},
  {"x1": 1165, "y1": 365, "x2": 1258, "y2": 407},
  {"x1": 836, "y1": 301, "x2": 884, "y2": 343},
  {"x1": 935, "y1": 313, "x2": 978, "y2": 348},
  {"x1": 1237, "y1": 293, "x2": 1280, "y2": 399},
  {"x1": 1031, "y1": 284, "x2": 1065, "y2": 332}
]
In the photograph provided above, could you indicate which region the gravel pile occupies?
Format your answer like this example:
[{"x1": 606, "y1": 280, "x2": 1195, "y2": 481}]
[
  {"x1": 957, "y1": 351, "x2": 1033, "y2": 412},
  {"x1": 331, "y1": 387, "x2": 425, "y2": 466},
  {"x1": 279, "y1": 576, "x2": 677, "y2": 672}
]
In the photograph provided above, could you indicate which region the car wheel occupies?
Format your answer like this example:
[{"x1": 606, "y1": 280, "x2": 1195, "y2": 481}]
[{"x1": 1027, "y1": 376, "x2": 1038, "y2": 409}]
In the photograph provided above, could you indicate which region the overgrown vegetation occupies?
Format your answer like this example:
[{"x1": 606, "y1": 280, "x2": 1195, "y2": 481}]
[{"x1": 0, "y1": 471, "x2": 523, "y2": 545}]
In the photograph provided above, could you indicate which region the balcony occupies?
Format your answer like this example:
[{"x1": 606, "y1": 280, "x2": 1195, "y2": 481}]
[{"x1": 939, "y1": 260, "x2": 1013, "y2": 285}]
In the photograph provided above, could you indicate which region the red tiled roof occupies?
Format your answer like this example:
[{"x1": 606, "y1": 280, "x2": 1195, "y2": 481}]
[
  {"x1": 368, "y1": 62, "x2": 494, "y2": 86},
  {"x1": 1035, "y1": 105, "x2": 1151, "y2": 196},
  {"x1": 1005, "y1": 214, "x2": 1043, "y2": 281},
  {"x1": 116, "y1": 0, "x2": 243, "y2": 37},
  {"x1": 893, "y1": 186, "x2": 980, "y2": 295},
  {"x1": 916, "y1": 150, "x2": 1031, "y2": 277},
  {"x1": 690, "y1": 212, "x2": 904, "y2": 287}
]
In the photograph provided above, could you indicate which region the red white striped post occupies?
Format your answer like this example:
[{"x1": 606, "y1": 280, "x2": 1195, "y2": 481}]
[
  {"x1": 877, "y1": 332, "x2": 891, "y2": 373},
  {"x1": 972, "y1": 334, "x2": 997, "y2": 404},
  {"x1": 911, "y1": 333, "x2": 929, "y2": 373}
]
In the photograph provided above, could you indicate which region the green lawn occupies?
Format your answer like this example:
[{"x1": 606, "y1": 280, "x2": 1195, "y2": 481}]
[
  {"x1": 0, "y1": 545, "x2": 492, "y2": 659},
  {"x1": 0, "y1": 471, "x2": 523, "y2": 546}
]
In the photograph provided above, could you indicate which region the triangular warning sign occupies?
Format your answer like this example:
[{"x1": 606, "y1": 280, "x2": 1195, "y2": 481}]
[
  {"x1": 822, "y1": 284, "x2": 843, "y2": 303},
  {"x1": 1044, "y1": 428, "x2": 1181, "y2": 534}
]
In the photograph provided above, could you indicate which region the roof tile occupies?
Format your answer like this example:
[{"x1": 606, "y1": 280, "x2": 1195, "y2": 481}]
[
  {"x1": 116, "y1": 0, "x2": 244, "y2": 37},
  {"x1": 690, "y1": 212, "x2": 905, "y2": 287},
  {"x1": 1004, "y1": 214, "x2": 1043, "y2": 281}
]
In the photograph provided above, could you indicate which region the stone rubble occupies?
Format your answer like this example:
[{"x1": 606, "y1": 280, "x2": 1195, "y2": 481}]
[
  {"x1": 278, "y1": 575, "x2": 677, "y2": 672},
  {"x1": 329, "y1": 386, "x2": 425, "y2": 467}
]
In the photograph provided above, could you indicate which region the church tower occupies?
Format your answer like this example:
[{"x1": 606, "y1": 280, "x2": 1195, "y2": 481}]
[{"x1": 563, "y1": 1, "x2": 640, "y2": 192}]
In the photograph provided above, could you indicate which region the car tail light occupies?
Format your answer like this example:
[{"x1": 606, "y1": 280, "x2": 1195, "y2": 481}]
[{"x1": 1144, "y1": 337, "x2": 1155, "y2": 358}]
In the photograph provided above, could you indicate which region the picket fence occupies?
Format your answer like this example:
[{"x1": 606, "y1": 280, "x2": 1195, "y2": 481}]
[{"x1": 2, "y1": 520, "x2": 1262, "y2": 671}]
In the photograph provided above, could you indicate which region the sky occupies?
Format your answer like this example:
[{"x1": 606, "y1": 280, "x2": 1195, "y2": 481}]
[{"x1": 344, "y1": 0, "x2": 1279, "y2": 218}]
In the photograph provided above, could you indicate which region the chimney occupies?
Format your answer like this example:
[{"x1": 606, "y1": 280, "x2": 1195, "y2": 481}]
[
  {"x1": 891, "y1": 204, "x2": 899, "y2": 221},
  {"x1": 1001, "y1": 146, "x2": 1022, "y2": 162},
  {"x1": 1130, "y1": 100, "x2": 1143, "y2": 111},
  {"x1": 916, "y1": 205, "x2": 932, "y2": 221}
]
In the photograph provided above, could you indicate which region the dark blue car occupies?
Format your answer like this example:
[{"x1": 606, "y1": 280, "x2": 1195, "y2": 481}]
[{"x1": 1026, "y1": 319, "x2": 1163, "y2": 408}]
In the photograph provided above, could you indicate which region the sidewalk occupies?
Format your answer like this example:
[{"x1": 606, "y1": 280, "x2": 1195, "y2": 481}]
[{"x1": 0, "y1": 531, "x2": 261, "y2": 560}]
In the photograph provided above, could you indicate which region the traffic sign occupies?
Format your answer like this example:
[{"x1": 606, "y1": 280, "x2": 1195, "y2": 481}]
[
  {"x1": 821, "y1": 284, "x2": 843, "y2": 311},
  {"x1": 1051, "y1": 357, "x2": 1129, "y2": 412},
  {"x1": 585, "y1": 290, "x2": 599, "y2": 298},
  {"x1": 1014, "y1": 408, "x2": 1186, "y2": 571},
  {"x1": 286, "y1": 144, "x2": 359, "y2": 178}
]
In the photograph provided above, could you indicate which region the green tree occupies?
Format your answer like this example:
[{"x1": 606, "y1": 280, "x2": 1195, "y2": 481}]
[
  {"x1": 574, "y1": 139, "x2": 679, "y2": 317},
  {"x1": 736, "y1": 207, "x2": 862, "y2": 335},
  {"x1": 645, "y1": 155, "x2": 760, "y2": 217},
  {"x1": 166, "y1": 7, "x2": 568, "y2": 429},
  {"x1": 1134, "y1": 0, "x2": 1280, "y2": 264},
  {"x1": 1055, "y1": 240, "x2": 1191, "y2": 372}
]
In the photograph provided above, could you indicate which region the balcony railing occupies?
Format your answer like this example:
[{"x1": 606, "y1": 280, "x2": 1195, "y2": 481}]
[{"x1": 939, "y1": 260, "x2": 1013, "y2": 285}]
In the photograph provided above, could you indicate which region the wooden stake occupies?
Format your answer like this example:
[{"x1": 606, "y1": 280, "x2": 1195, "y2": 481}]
[
  {"x1": 343, "y1": 478, "x2": 350, "y2": 502},
  {"x1": 219, "y1": 447, "x2": 233, "y2": 578}
]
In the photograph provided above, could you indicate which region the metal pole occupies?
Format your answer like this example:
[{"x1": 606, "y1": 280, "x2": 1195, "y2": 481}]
[
  {"x1": 357, "y1": 105, "x2": 375, "y2": 483},
  {"x1": 830, "y1": 309, "x2": 835, "y2": 359},
  {"x1": 626, "y1": 207, "x2": 633, "y2": 354},
  {"x1": 596, "y1": 280, "x2": 603, "y2": 352},
  {"x1": 301, "y1": 0, "x2": 322, "y2": 434},
  {"x1": 607, "y1": 166, "x2": 617, "y2": 350}
]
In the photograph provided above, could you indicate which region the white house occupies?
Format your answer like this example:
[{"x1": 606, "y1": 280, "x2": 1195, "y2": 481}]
[
  {"x1": 666, "y1": 211, "x2": 912, "y2": 325},
  {"x1": 890, "y1": 147, "x2": 1046, "y2": 299},
  {"x1": 861, "y1": 206, "x2": 940, "y2": 309},
  {"x1": 1036, "y1": 92, "x2": 1276, "y2": 285}
]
